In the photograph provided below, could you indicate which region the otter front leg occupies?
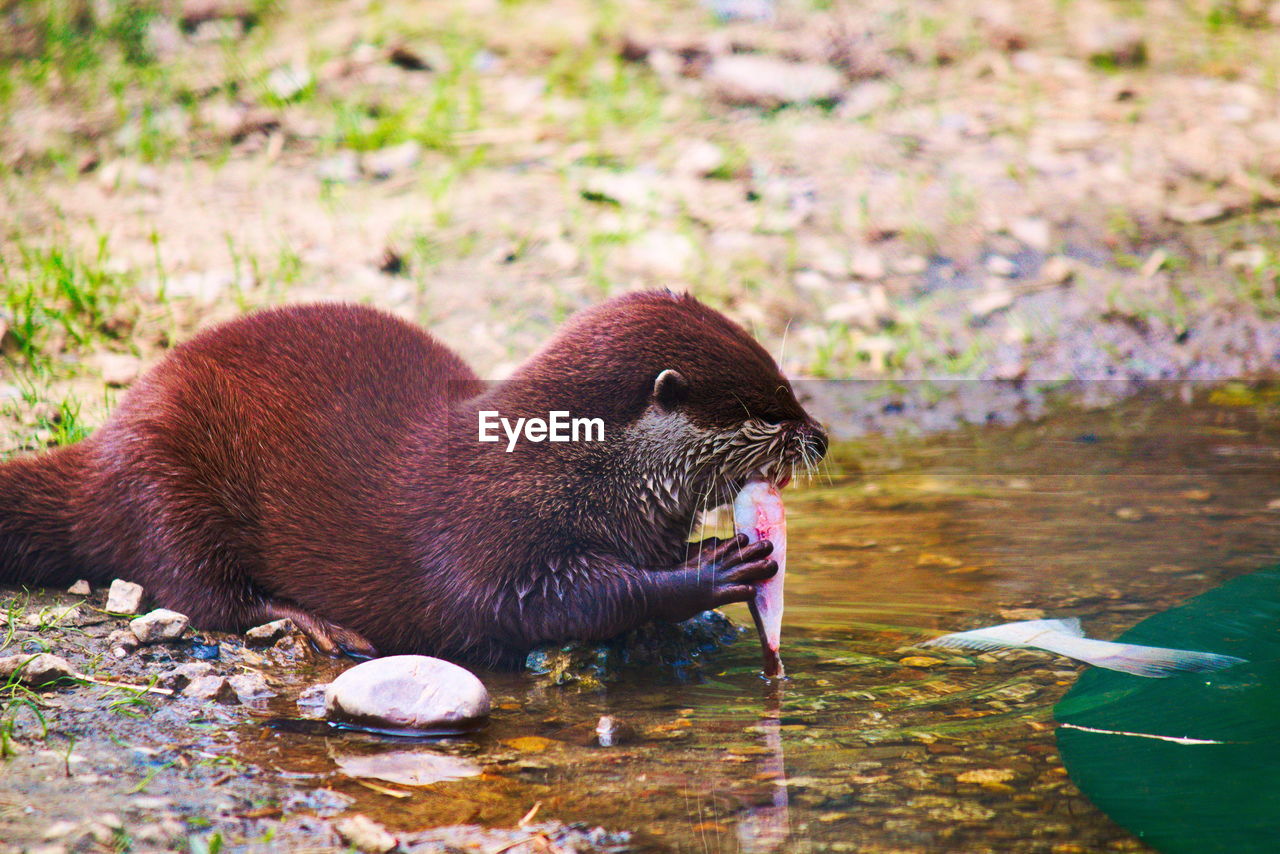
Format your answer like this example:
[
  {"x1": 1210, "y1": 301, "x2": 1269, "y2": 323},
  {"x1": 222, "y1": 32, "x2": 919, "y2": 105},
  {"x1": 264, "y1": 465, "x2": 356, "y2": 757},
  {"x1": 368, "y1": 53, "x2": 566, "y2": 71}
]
[{"x1": 503, "y1": 534, "x2": 777, "y2": 649}]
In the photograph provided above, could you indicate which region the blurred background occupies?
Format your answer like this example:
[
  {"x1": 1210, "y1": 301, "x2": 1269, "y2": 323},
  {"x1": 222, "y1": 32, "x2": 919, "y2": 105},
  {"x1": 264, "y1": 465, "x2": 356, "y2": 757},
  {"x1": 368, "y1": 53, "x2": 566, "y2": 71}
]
[{"x1": 1, "y1": 0, "x2": 1279, "y2": 449}]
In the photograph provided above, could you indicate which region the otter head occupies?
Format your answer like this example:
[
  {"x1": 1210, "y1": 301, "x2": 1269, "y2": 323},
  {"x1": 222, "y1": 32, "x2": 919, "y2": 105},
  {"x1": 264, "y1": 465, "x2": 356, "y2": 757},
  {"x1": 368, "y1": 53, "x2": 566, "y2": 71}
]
[{"x1": 511, "y1": 291, "x2": 826, "y2": 537}]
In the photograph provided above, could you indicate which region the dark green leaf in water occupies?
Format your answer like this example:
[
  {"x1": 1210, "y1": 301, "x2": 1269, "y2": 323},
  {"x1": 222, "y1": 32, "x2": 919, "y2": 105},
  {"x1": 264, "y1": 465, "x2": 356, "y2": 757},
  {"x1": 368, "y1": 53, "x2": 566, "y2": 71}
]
[{"x1": 1055, "y1": 566, "x2": 1280, "y2": 853}]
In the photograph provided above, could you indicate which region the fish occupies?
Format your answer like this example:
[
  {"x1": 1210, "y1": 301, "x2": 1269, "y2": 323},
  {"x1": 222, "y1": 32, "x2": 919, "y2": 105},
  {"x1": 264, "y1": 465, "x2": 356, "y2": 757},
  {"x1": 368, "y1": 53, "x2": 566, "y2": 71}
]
[
  {"x1": 921, "y1": 618, "x2": 1247, "y2": 678},
  {"x1": 734, "y1": 479, "x2": 786, "y2": 678}
]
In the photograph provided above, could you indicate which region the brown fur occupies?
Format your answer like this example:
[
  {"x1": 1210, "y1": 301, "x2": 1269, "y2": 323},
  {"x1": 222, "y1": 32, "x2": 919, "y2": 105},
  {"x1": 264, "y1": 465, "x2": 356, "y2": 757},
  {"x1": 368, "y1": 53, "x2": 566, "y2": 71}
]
[{"x1": 0, "y1": 292, "x2": 825, "y2": 667}]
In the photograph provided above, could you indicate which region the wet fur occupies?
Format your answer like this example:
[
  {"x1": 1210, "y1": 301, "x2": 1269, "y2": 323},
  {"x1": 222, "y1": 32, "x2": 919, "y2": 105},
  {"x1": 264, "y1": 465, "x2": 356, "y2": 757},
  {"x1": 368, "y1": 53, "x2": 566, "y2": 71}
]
[{"x1": 0, "y1": 292, "x2": 824, "y2": 667}]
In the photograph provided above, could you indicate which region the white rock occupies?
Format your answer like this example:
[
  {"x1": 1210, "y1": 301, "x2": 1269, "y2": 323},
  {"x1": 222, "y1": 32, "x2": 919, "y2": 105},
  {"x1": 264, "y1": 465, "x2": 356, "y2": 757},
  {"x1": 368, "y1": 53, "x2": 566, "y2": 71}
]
[
  {"x1": 839, "y1": 80, "x2": 894, "y2": 119},
  {"x1": 1009, "y1": 217, "x2": 1051, "y2": 251},
  {"x1": 244, "y1": 618, "x2": 297, "y2": 647},
  {"x1": 182, "y1": 675, "x2": 238, "y2": 703},
  {"x1": 106, "y1": 629, "x2": 140, "y2": 655},
  {"x1": 1040, "y1": 256, "x2": 1075, "y2": 284},
  {"x1": 971, "y1": 287, "x2": 1015, "y2": 317},
  {"x1": 266, "y1": 64, "x2": 312, "y2": 101},
  {"x1": 325, "y1": 655, "x2": 490, "y2": 731},
  {"x1": 317, "y1": 151, "x2": 360, "y2": 183},
  {"x1": 985, "y1": 254, "x2": 1018, "y2": 277},
  {"x1": 890, "y1": 254, "x2": 929, "y2": 275},
  {"x1": 580, "y1": 170, "x2": 660, "y2": 208},
  {"x1": 129, "y1": 609, "x2": 190, "y2": 644},
  {"x1": 157, "y1": 662, "x2": 214, "y2": 690},
  {"x1": 705, "y1": 55, "x2": 845, "y2": 108},
  {"x1": 334, "y1": 814, "x2": 398, "y2": 854},
  {"x1": 361, "y1": 141, "x2": 422, "y2": 179},
  {"x1": 0, "y1": 653, "x2": 76, "y2": 686},
  {"x1": 1166, "y1": 201, "x2": 1227, "y2": 224},
  {"x1": 68, "y1": 580, "x2": 91, "y2": 596},
  {"x1": 105, "y1": 579, "x2": 145, "y2": 614},
  {"x1": 674, "y1": 140, "x2": 726, "y2": 177},
  {"x1": 93, "y1": 353, "x2": 142, "y2": 387},
  {"x1": 228, "y1": 672, "x2": 275, "y2": 704},
  {"x1": 849, "y1": 247, "x2": 886, "y2": 280},
  {"x1": 623, "y1": 230, "x2": 697, "y2": 277}
]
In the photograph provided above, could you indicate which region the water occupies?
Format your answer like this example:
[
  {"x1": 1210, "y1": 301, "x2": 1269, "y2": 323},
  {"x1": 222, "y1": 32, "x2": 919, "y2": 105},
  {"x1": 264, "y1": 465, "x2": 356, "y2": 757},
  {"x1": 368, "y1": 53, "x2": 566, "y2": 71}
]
[{"x1": 236, "y1": 386, "x2": 1280, "y2": 852}]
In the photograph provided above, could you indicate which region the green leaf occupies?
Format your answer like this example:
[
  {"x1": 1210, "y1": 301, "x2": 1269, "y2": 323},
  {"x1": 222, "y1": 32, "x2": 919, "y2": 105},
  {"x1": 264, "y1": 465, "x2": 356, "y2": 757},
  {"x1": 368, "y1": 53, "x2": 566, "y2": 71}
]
[{"x1": 1055, "y1": 566, "x2": 1280, "y2": 853}]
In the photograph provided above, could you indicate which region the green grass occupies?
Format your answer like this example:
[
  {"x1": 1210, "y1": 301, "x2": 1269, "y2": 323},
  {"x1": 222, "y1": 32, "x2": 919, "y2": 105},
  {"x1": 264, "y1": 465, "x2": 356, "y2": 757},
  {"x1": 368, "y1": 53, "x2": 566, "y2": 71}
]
[{"x1": 1, "y1": 238, "x2": 137, "y2": 370}]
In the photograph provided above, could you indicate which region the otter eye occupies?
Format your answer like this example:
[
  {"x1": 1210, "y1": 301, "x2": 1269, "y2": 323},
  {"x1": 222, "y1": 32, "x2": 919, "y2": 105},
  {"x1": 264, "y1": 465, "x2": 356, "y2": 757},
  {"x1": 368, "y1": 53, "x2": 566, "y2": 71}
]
[{"x1": 653, "y1": 369, "x2": 689, "y2": 409}]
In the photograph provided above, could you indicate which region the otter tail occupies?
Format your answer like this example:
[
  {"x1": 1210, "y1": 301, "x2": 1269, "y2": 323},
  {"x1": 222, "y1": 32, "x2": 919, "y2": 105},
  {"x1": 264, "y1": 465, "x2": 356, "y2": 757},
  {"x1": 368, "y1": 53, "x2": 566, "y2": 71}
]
[{"x1": 0, "y1": 443, "x2": 94, "y2": 590}]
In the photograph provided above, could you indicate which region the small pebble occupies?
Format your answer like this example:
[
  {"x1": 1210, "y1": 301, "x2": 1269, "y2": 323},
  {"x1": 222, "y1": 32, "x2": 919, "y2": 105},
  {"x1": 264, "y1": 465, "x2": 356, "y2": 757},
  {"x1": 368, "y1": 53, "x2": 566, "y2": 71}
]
[
  {"x1": 105, "y1": 579, "x2": 145, "y2": 614},
  {"x1": 182, "y1": 675, "x2": 239, "y2": 703},
  {"x1": 67, "y1": 580, "x2": 91, "y2": 596},
  {"x1": 334, "y1": 814, "x2": 398, "y2": 854},
  {"x1": 0, "y1": 653, "x2": 76, "y2": 686},
  {"x1": 129, "y1": 609, "x2": 190, "y2": 643},
  {"x1": 244, "y1": 618, "x2": 298, "y2": 647},
  {"x1": 106, "y1": 629, "x2": 140, "y2": 656}
]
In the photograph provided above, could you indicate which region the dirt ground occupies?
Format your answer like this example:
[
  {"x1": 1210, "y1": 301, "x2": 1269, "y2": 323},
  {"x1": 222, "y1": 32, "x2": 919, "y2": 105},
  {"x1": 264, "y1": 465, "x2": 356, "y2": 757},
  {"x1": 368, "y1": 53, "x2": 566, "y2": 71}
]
[{"x1": 3, "y1": 0, "x2": 1280, "y2": 447}]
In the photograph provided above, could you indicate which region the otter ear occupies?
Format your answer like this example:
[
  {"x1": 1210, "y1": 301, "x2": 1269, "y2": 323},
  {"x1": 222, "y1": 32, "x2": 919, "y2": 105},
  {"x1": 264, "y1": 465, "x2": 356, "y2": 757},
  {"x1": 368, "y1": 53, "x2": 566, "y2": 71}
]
[{"x1": 653, "y1": 369, "x2": 690, "y2": 410}]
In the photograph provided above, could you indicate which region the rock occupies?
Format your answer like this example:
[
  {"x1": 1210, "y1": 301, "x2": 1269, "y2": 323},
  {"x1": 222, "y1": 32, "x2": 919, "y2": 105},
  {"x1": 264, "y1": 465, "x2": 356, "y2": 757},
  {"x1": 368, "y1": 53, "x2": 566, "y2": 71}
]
[
  {"x1": 182, "y1": 675, "x2": 238, "y2": 703},
  {"x1": 106, "y1": 629, "x2": 140, "y2": 657},
  {"x1": 673, "y1": 140, "x2": 727, "y2": 177},
  {"x1": 702, "y1": 0, "x2": 775, "y2": 22},
  {"x1": 1040, "y1": 256, "x2": 1075, "y2": 284},
  {"x1": 158, "y1": 662, "x2": 214, "y2": 691},
  {"x1": 849, "y1": 248, "x2": 886, "y2": 280},
  {"x1": 105, "y1": 579, "x2": 145, "y2": 614},
  {"x1": 622, "y1": 230, "x2": 697, "y2": 276},
  {"x1": 228, "y1": 672, "x2": 275, "y2": 704},
  {"x1": 297, "y1": 683, "x2": 329, "y2": 715},
  {"x1": 998, "y1": 608, "x2": 1046, "y2": 621},
  {"x1": 838, "y1": 80, "x2": 894, "y2": 120},
  {"x1": 891, "y1": 254, "x2": 929, "y2": 276},
  {"x1": 1140, "y1": 248, "x2": 1169, "y2": 278},
  {"x1": 595, "y1": 715, "x2": 638, "y2": 747},
  {"x1": 362, "y1": 141, "x2": 422, "y2": 179},
  {"x1": 705, "y1": 55, "x2": 845, "y2": 108},
  {"x1": 265, "y1": 64, "x2": 312, "y2": 101},
  {"x1": 957, "y1": 768, "x2": 1017, "y2": 785},
  {"x1": 68, "y1": 580, "x2": 91, "y2": 596},
  {"x1": 244, "y1": 618, "x2": 297, "y2": 647},
  {"x1": 0, "y1": 653, "x2": 76, "y2": 686},
  {"x1": 93, "y1": 353, "x2": 142, "y2": 387},
  {"x1": 325, "y1": 655, "x2": 490, "y2": 732},
  {"x1": 1114, "y1": 506, "x2": 1145, "y2": 521},
  {"x1": 1077, "y1": 19, "x2": 1147, "y2": 67},
  {"x1": 129, "y1": 609, "x2": 190, "y2": 644},
  {"x1": 985, "y1": 254, "x2": 1018, "y2": 277},
  {"x1": 970, "y1": 287, "x2": 1015, "y2": 318},
  {"x1": 317, "y1": 151, "x2": 360, "y2": 183},
  {"x1": 335, "y1": 815, "x2": 398, "y2": 854},
  {"x1": 1166, "y1": 201, "x2": 1228, "y2": 224},
  {"x1": 899, "y1": 656, "x2": 945, "y2": 668},
  {"x1": 1009, "y1": 217, "x2": 1051, "y2": 251},
  {"x1": 579, "y1": 170, "x2": 660, "y2": 208},
  {"x1": 1226, "y1": 247, "x2": 1266, "y2": 270}
]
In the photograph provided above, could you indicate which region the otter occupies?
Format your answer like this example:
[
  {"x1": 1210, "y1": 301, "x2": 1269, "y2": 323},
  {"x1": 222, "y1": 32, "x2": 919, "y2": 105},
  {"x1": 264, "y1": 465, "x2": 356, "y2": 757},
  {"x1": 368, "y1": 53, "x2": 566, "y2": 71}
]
[{"x1": 0, "y1": 291, "x2": 827, "y2": 668}]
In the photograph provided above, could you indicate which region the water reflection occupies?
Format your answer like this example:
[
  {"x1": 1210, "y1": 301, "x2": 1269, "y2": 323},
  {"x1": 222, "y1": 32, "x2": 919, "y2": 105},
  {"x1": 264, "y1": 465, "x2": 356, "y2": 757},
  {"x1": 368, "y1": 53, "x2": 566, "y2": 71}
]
[
  {"x1": 737, "y1": 684, "x2": 791, "y2": 853},
  {"x1": 235, "y1": 387, "x2": 1280, "y2": 852}
]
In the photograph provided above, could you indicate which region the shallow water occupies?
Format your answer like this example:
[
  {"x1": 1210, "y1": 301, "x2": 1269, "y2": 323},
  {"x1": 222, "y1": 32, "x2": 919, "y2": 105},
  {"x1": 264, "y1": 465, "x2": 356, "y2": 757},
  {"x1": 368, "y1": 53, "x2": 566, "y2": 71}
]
[{"x1": 236, "y1": 385, "x2": 1280, "y2": 853}]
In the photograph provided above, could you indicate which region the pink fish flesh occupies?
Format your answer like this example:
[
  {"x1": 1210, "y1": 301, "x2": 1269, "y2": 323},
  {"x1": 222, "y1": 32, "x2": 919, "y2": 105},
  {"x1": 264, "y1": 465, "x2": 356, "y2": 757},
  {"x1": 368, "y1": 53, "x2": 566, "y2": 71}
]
[{"x1": 734, "y1": 479, "x2": 786, "y2": 678}]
